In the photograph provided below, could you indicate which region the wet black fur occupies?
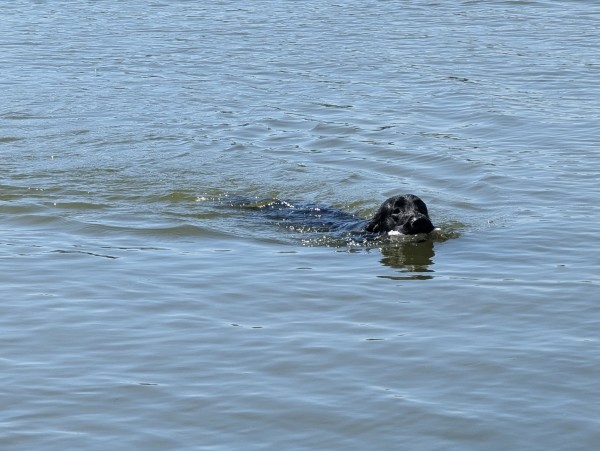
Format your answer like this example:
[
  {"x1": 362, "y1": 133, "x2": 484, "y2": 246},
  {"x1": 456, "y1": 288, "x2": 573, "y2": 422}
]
[
  {"x1": 245, "y1": 193, "x2": 434, "y2": 236},
  {"x1": 364, "y1": 194, "x2": 434, "y2": 235}
]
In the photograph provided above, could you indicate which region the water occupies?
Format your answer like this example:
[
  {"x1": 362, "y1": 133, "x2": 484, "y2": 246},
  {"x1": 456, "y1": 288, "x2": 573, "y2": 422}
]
[{"x1": 1, "y1": 1, "x2": 599, "y2": 449}]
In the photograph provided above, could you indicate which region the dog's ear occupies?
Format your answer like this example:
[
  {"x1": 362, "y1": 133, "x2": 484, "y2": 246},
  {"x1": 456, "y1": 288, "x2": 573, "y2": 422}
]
[
  {"x1": 365, "y1": 196, "x2": 399, "y2": 233},
  {"x1": 365, "y1": 203, "x2": 396, "y2": 233},
  {"x1": 364, "y1": 215, "x2": 381, "y2": 233}
]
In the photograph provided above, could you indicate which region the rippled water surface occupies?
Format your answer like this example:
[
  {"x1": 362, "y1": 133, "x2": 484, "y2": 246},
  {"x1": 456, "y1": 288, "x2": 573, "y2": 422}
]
[{"x1": 2, "y1": 1, "x2": 599, "y2": 449}]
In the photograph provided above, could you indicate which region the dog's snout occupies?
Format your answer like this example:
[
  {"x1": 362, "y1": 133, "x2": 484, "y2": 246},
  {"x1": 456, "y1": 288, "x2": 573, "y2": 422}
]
[{"x1": 408, "y1": 215, "x2": 434, "y2": 234}]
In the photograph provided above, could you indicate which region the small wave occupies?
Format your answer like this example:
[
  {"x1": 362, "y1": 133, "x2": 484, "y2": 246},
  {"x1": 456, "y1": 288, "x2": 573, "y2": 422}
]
[
  {"x1": 0, "y1": 111, "x2": 41, "y2": 120},
  {"x1": 51, "y1": 249, "x2": 118, "y2": 260},
  {"x1": 0, "y1": 136, "x2": 23, "y2": 143}
]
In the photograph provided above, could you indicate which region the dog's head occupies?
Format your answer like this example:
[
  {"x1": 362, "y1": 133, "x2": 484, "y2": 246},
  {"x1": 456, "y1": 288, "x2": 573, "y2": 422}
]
[{"x1": 365, "y1": 194, "x2": 434, "y2": 235}]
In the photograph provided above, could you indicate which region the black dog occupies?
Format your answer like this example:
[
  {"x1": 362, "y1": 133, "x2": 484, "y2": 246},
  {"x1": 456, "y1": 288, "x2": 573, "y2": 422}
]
[
  {"x1": 232, "y1": 193, "x2": 434, "y2": 238},
  {"x1": 364, "y1": 194, "x2": 434, "y2": 235}
]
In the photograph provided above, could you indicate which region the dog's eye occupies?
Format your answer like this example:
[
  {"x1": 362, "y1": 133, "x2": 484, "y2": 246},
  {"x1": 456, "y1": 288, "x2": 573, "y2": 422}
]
[{"x1": 414, "y1": 200, "x2": 428, "y2": 214}]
